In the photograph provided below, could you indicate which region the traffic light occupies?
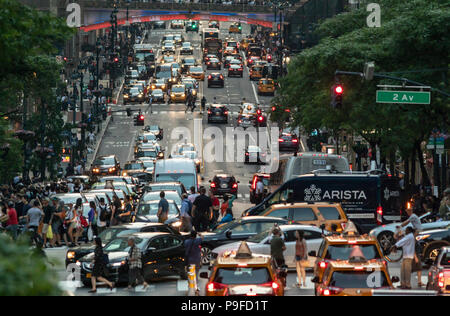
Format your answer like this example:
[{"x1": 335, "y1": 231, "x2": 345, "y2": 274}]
[
  {"x1": 134, "y1": 113, "x2": 144, "y2": 126},
  {"x1": 331, "y1": 84, "x2": 344, "y2": 109}
]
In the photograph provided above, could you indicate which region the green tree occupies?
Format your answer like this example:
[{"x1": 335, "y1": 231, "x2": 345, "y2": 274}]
[
  {"x1": 0, "y1": 0, "x2": 73, "y2": 182},
  {"x1": 0, "y1": 235, "x2": 61, "y2": 296},
  {"x1": 276, "y1": 0, "x2": 450, "y2": 184}
]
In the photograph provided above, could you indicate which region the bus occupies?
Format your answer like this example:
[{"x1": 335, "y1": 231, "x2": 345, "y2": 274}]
[{"x1": 202, "y1": 28, "x2": 220, "y2": 41}]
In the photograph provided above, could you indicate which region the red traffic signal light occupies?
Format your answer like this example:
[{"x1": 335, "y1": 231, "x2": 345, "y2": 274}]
[
  {"x1": 139, "y1": 115, "x2": 144, "y2": 121},
  {"x1": 114, "y1": 57, "x2": 119, "y2": 63},
  {"x1": 334, "y1": 85, "x2": 343, "y2": 94}
]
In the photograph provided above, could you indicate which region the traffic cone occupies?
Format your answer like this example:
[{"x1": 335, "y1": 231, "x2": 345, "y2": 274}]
[{"x1": 187, "y1": 264, "x2": 197, "y2": 296}]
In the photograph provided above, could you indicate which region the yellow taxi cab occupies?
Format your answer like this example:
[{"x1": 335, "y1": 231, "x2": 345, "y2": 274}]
[
  {"x1": 229, "y1": 23, "x2": 242, "y2": 34},
  {"x1": 200, "y1": 241, "x2": 284, "y2": 296},
  {"x1": 170, "y1": 84, "x2": 187, "y2": 103},
  {"x1": 260, "y1": 202, "x2": 348, "y2": 232},
  {"x1": 426, "y1": 246, "x2": 450, "y2": 295},
  {"x1": 250, "y1": 65, "x2": 263, "y2": 81},
  {"x1": 240, "y1": 38, "x2": 254, "y2": 51},
  {"x1": 188, "y1": 66, "x2": 205, "y2": 81},
  {"x1": 309, "y1": 227, "x2": 386, "y2": 286},
  {"x1": 314, "y1": 258, "x2": 398, "y2": 296},
  {"x1": 257, "y1": 78, "x2": 276, "y2": 95}
]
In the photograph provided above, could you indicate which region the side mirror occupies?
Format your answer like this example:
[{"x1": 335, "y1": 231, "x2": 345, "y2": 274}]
[
  {"x1": 199, "y1": 272, "x2": 209, "y2": 279},
  {"x1": 391, "y1": 276, "x2": 400, "y2": 283},
  {"x1": 308, "y1": 251, "x2": 317, "y2": 257},
  {"x1": 311, "y1": 276, "x2": 319, "y2": 283},
  {"x1": 225, "y1": 231, "x2": 232, "y2": 239}
]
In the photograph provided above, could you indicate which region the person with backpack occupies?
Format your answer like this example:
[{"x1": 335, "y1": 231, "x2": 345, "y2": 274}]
[
  {"x1": 180, "y1": 193, "x2": 192, "y2": 232},
  {"x1": 97, "y1": 198, "x2": 108, "y2": 234},
  {"x1": 89, "y1": 237, "x2": 114, "y2": 293}
]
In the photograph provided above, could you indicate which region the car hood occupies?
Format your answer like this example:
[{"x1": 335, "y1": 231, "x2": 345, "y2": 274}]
[
  {"x1": 80, "y1": 251, "x2": 129, "y2": 263},
  {"x1": 92, "y1": 164, "x2": 115, "y2": 169},
  {"x1": 135, "y1": 214, "x2": 179, "y2": 223},
  {"x1": 72, "y1": 244, "x2": 96, "y2": 253},
  {"x1": 212, "y1": 242, "x2": 258, "y2": 254}
]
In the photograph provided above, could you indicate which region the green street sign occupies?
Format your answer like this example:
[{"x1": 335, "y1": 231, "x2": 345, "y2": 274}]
[{"x1": 376, "y1": 90, "x2": 431, "y2": 104}]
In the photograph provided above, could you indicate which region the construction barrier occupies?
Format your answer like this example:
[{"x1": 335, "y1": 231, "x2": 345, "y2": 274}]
[{"x1": 187, "y1": 264, "x2": 199, "y2": 296}]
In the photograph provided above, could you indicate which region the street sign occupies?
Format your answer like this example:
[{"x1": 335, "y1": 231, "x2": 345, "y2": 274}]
[
  {"x1": 426, "y1": 137, "x2": 445, "y2": 149},
  {"x1": 376, "y1": 90, "x2": 430, "y2": 104}
]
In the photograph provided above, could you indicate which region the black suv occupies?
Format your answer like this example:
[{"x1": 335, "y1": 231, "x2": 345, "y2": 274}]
[
  {"x1": 90, "y1": 155, "x2": 121, "y2": 176},
  {"x1": 207, "y1": 104, "x2": 229, "y2": 124}
]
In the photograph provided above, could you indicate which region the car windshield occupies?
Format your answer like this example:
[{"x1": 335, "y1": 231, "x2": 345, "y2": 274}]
[
  {"x1": 152, "y1": 90, "x2": 163, "y2": 95},
  {"x1": 93, "y1": 157, "x2": 115, "y2": 165},
  {"x1": 104, "y1": 237, "x2": 146, "y2": 253},
  {"x1": 213, "y1": 220, "x2": 237, "y2": 234},
  {"x1": 155, "y1": 174, "x2": 195, "y2": 189},
  {"x1": 183, "y1": 152, "x2": 197, "y2": 159},
  {"x1": 247, "y1": 229, "x2": 270, "y2": 243},
  {"x1": 172, "y1": 86, "x2": 185, "y2": 93},
  {"x1": 137, "y1": 202, "x2": 179, "y2": 216},
  {"x1": 324, "y1": 244, "x2": 381, "y2": 260},
  {"x1": 441, "y1": 252, "x2": 450, "y2": 266},
  {"x1": 329, "y1": 271, "x2": 389, "y2": 289},
  {"x1": 184, "y1": 59, "x2": 195, "y2": 64},
  {"x1": 143, "y1": 191, "x2": 181, "y2": 203},
  {"x1": 190, "y1": 67, "x2": 202, "y2": 72},
  {"x1": 214, "y1": 267, "x2": 271, "y2": 285},
  {"x1": 141, "y1": 161, "x2": 154, "y2": 169},
  {"x1": 147, "y1": 185, "x2": 182, "y2": 196},
  {"x1": 124, "y1": 163, "x2": 143, "y2": 170},
  {"x1": 137, "y1": 150, "x2": 157, "y2": 158},
  {"x1": 98, "y1": 227, "x2": 127, "y2": 244}
]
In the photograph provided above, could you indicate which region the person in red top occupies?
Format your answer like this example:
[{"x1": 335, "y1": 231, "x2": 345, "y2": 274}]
[
  {"x1": 209, "y1": 190, "x2": 220, "y2": 226},
  {"x1": 6, "y1": 201, "x2": 19, "y2": 240}
]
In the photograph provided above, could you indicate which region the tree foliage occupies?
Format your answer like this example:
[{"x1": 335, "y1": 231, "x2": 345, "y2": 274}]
[
  {"x1": 0, "y1": 0, "x2": 73, "y2": 182},
  {"x1": 0, "y1": 235, "x2": 60, "y2": 296},
  {"x1": 275, "y1": 0, "x2": 450, "y2": 171}
]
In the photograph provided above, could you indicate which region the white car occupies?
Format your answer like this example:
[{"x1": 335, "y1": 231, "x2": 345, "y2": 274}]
[
  {"x1": 369, "y1": 212, "x2": 450, "y2": 253},
  {"x1": 142, "y1": 190, "x2": 182, "y2": 209},
  {"x1": 211, "y1": 224, "x2": 326, "y2": 269}
]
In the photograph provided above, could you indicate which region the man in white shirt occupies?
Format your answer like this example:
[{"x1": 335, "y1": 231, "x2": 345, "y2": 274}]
[
  {"x1": 255, "y1": 178, "x2": 264, "y2": 204},
  {"x1": 401, "y1": 208, "x2": 422, "y2": 232},
  {"x1": 391, "y1": 227, "x2": 415, "y2": 289}
]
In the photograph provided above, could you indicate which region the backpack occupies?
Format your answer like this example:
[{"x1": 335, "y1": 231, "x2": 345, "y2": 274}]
[{"x1": 99, "y1": 205, "x2": 108, "y2": 222}]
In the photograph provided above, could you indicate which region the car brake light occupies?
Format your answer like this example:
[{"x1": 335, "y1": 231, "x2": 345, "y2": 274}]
[
  {"x1": 232, "y1": 183, "x2": 238, "y2": 189},
  {"x1": 319, "y1": 261, "x2": 327, "y2": 269},
  {"x1": 258, "y1": 116, "x2": 264, "y2": 122},
  {"x1": 224, "y1": 111, "x2": 228, "y2": 115},
  {"x1": 322, "y1": 286, "x2": 343, "y2": 296},
  {"x1": 210, "y1": 182, "x2": 216, "y2": 188},
  {"x1": 272, "y1": 282, "x2": 279, "y2": 290},
  {"x1": 245, "y1": 152, "x2": 249, "y2": 156},
  {"x1": 207, "y1": 282, "x2": 225, "y2": 292},
  {"x1": 208, "y1": 110, "x2": 212, "y2": 115},
  {"x1": 438, "y1": 272, "x2": 444, "y2": 288},
  {"x1": 208, "y1": 75, "x2": 212, "y2": 79},
  {"x1": 292, "y1": 139, "x2": 298, "y2": 143},
  {"x1": 354, "y1": 266, "x2": 365, "y2": 270},
  {"x1": 322, "y1": 288, "x2": 330, "y2": 296},
  {"x1": 278, "y1": 138, "x2": 284, "y2": 142},
  {"x1": 377, "y1": 206, "x2": 383, "y2": 225}
]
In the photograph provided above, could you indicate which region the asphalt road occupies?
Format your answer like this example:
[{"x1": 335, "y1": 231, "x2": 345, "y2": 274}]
[{"x1": 50, "y1": 21, "x2": 430, "y2": 296}]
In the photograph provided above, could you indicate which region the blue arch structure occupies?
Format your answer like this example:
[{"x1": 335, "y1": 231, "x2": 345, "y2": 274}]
[{"x1": 80, "y1": 9, "x2": 274, "y2": 32}]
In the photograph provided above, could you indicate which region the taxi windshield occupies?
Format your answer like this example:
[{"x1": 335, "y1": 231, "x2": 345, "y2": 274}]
[
  {"x1": 325, "y1": 244, "x2": 381, "y2": 260},
  {"x1": 124, "y1": 163, "x2": 143, "y2": 170},
  {"x1": 214, "y1": 267, "x2": 271, "y2": 285},
  {"x1": 329, "y1": 271, "x2": 389, "y2": 289},
  {"x1": 172, "y1": 86, "x2": 185, "y2": 93},
  {"x1": 190, "y1": 67, "x2": 202, "y2": 72},
  {"x1": 137, "y1": 202, "x2": 178, "y2": 216}
]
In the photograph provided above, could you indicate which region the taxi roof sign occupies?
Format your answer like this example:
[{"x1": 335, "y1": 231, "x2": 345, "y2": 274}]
[
  {"x1": 234, "y1": 241, "x2": 253, "y2": 259},
  {"x1": 342, "y1": 221, "x2": 359, "y2": 235}
]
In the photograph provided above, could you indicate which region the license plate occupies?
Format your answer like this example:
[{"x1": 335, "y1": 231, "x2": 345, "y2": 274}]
[{"x1": 86, "y1": 273, "x2": 91, "y2": 279}]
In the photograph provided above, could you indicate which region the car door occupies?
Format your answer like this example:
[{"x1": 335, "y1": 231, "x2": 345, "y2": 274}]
[
  {"x1": 283, "y1": 230, "x2": 297, "y2": 266},
  {"x1": 303, "y1": 229, "x2": 325, "y2": 268},
  {"x1": 265, "y1": 207, "x2": 290, "y2": 220},
  {"x1": 143, "y1": 236, "x2": 167, "y2": 278}
]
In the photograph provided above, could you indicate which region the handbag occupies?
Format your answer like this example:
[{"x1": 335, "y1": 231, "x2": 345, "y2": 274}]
[
  {"x1": 46, "y1": 225, "x2": 53, "y2": 239},
  {"x1": 80, "y1": 216, "x2": 89, "y2": 228}
]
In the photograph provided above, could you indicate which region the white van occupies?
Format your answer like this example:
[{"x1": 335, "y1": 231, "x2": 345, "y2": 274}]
[{"x1": 154, "y1": 158, "x2": 198, "y2": 190}]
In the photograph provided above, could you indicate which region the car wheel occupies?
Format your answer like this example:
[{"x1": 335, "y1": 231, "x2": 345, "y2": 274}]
[
  {"x1": 201, "y1": 246, "x2": 213, "y2": 265},
  {"x1": 377, "y1": 231, "x2": 395, "y2": 255},
  {"x1": 425, "y1": 242, "x2": 449, "y2": 262}
]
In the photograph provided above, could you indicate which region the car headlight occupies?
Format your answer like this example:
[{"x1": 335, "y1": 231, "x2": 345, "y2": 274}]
[
  {"x1": 67, "y1": 251, "x2": 75, "y2": 259},
  {"x1": 111, "y1": 260, "x2": 126, "y2": 267},
  {"x1": 192, "y1": 90, "x2": 197, "y2": 95},
  {"x1": 416, "y1": 234, "x2": 430, "y2": 241},
  {"x1": 171, "y1": 94, "x2": 175, "y2": 97},
  {"x1": 109, "y1": 167, "x2": 116, "y2": 172},
  {"x1": 123, "y1": 172, "x2": 127, "y2": 176},
  {"x1": 124, "y1": 95, "x2": 129, "y2": 98}
]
